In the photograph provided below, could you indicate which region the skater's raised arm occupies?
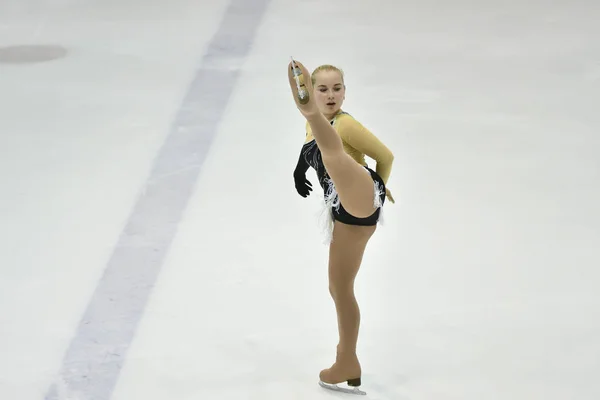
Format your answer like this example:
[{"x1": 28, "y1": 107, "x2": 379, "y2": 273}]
[{"x1": 336, "y1": 117, "x2": 394, "y2": 185}]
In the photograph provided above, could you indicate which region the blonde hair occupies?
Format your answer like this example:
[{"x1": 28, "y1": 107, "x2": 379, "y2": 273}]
[{"x1": 311, "y1": 64, "x2": 345, "y2": 85}]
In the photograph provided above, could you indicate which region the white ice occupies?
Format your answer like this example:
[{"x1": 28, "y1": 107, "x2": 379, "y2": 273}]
[{"x1": 1, "y1": 0, "x2": 599, "y2": 399}]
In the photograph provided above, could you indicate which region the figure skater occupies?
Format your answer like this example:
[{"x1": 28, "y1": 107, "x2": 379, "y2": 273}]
[{"x1": 288, "y1": 59, "x2": 395, "y2": 395}]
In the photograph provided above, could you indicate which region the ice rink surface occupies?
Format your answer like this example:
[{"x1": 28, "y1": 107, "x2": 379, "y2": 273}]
[{"x1": 1, "y1": 0, "x2": 599, "y2": 399}]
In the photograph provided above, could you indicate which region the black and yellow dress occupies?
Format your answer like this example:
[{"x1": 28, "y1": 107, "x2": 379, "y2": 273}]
[{"x1": 293, "y1": 111, "x2": 394, "y2": 237}]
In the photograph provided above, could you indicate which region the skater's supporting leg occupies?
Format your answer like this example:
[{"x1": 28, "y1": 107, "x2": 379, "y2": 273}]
[
  {"x1": 320, "y1": 221, "x2": 376, "y2": 385},
  {"x1": 288, "y1": 60, "x2": 377, "y2": 219},
  {"x1": 328, "y1": 222, "x2": 375, "y2": 354}
]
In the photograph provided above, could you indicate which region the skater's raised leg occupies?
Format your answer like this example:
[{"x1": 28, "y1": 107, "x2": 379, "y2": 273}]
[{"x1": 288, "y1": 60, "x2": 377, "y2": 219}]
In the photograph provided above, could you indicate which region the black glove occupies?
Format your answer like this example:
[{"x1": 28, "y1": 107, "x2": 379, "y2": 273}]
[
  {"x1": 294, "y1": 172, "x2": 313, "y2": 197},
  {"x1": 293, "y1": 147, "x2": 312, "y2": 198}
]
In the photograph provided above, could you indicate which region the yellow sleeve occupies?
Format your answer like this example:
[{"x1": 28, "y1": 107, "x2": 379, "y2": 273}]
[{"x1": 337, "y1": 116, "x2": 394, "y2": 185}]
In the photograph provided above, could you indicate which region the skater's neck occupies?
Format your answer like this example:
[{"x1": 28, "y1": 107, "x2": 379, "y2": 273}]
[{"x1": 324, "y1": 109, "x2": 341, "y2": 121}]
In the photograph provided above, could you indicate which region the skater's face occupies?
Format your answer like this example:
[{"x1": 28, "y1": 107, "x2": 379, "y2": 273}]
[{"x1": 312, "y1": 70, "x2": 345, "y2": 118}]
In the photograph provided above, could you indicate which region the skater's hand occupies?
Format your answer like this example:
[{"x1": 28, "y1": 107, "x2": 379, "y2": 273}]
[
  {"x1": 294, "y1": 172, "x2": 313, "y2": 198},
  {"x1": 386, "y1": 188, "x2": 395, "y2": 204}
]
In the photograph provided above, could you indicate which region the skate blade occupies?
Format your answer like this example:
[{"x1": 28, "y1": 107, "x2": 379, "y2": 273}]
[{"x1": 319, "y1": 381, "x2": 367, "y2": 395}]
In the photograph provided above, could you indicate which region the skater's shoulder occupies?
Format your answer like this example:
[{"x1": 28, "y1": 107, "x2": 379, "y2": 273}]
[
  {"x1": 334, "y1": 110, "x2": 354, "y2": 121},
  {"x1": 304, "y1": 121, "x2": 315, "y2": 143},
  {"x1": 334, "y1": 111, "x2": 365, "y2": 131},
  {"x1": 305, "y1": 120, "x2": 312, "y2": 133}
]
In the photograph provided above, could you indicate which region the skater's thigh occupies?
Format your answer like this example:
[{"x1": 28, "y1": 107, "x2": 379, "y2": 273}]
[
  {"x1": 322, "y1": 153, "x2": 377, "y2": 219},
  {"x1": 328, "y1": 222, "x2": 375, "y2": 290}
]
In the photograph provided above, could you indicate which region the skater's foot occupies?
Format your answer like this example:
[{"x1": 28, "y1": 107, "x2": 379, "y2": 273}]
[
  {"x1": 319, "y1": 353, "x2": 362, "y2": 386},
  {"x1": 287, "y1": 58, "x2": 319, "y2": 117}
]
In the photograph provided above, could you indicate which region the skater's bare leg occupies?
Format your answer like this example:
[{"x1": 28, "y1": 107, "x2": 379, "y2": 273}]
[
  {"x1": 288, "y1": 60, "x2": 376, "y2": 218},
  {"x1": 320, "y1": 221, "x2": 376, "y2": 385}
]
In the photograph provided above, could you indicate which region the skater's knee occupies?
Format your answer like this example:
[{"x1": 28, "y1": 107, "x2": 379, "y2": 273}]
[
  {"x1": 329, "y1": 282, "x2": 354, "y2": 300},
  {"x1": 321, "y1": 152, "x2": 359, "y2": 183},
  {"x1": 329, "y1": 284, "x2": 336, "y2": 298}
]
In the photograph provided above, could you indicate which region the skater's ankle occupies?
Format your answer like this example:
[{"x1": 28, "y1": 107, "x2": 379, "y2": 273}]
[
  {"x1": 304, "y1": 110, "x2": 324, "y2": 121},
  {"x1": 336, "y1": 345, "x2": 358, "y2": 357}
]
